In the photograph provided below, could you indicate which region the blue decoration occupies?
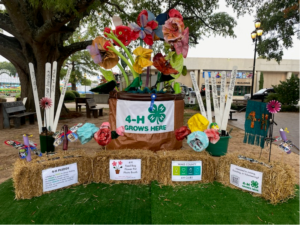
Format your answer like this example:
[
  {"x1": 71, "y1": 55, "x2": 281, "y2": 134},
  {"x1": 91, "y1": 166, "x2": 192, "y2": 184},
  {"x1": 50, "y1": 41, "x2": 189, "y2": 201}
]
[{"x1": 149, "y1": 93, "x2": 157, "y2": 112}]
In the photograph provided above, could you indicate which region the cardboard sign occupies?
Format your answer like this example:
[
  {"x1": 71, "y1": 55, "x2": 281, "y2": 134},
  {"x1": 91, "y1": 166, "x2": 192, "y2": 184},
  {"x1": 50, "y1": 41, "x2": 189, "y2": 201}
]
[
  {"x1": 172, "y1": 161, "x2": 202, "y2": 181},
  {"x1": 230, "y1": 164, "x2": 263, "y2": 194},
  {"x1": 42, "y1": 163, "x2": 78, "y2": 192},
  {"x1": 116, "y1": 100, "x2": 174, "y2": 134},
  {"x1": 109, "y1": 159, "x2": 141, "y2": 180}
]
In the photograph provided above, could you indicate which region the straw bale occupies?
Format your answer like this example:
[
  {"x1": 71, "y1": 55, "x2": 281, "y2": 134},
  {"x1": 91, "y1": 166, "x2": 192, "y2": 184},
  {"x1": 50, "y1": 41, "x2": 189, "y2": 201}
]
[
  {"x1": 216, "y1": 152, "x2": 296, "y2": 204},
  {"x1": 156, "y1": 149, "x2": 216, "y2": 186},
  {"x1": 13, "y1": 150, "x2": 93, "y2": 200},
  {"x1": 92, "y1": 149, "x2": 157, "y2": 184}
]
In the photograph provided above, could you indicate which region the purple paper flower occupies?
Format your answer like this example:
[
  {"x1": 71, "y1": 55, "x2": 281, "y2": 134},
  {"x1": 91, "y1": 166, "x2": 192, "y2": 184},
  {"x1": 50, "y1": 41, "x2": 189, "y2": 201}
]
[{"x1": 267, "y1": 100, "x2": 281, "y2": 113}]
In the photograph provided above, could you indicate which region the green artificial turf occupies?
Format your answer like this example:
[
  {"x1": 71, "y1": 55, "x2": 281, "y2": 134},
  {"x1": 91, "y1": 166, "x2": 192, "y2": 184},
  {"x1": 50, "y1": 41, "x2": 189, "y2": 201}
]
[
  {"x1": 0, "y1": 179, "x2": 151, "y2": 224},
  {"x1": 0, "y1": 179, "x2": 299, "y2": 224},
  {"x1": 151, "y1": 181, "x2": 299, "y2": 224}
]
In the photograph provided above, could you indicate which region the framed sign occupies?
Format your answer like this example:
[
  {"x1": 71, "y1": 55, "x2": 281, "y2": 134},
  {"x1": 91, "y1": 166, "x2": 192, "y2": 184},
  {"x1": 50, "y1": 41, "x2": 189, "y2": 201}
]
[{"x1": 172, "y1": 161, "x2": 202, "y2": 181}]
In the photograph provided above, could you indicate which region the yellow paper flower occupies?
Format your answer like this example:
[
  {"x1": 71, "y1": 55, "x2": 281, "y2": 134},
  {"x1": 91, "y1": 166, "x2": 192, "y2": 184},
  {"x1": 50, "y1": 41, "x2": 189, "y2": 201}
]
[
  {"x1": 188, "y1": 113, "x2": 209, "y2": 132},
  {"x1": 133, "y1": 46, "x2": 153, "y2": 74}
]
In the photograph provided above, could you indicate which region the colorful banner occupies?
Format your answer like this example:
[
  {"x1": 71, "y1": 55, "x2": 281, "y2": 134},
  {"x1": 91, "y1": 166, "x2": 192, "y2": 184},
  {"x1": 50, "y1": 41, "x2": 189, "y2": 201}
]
[{"x1": 116, "y1": 100, "x2": 174, "y2": 134}]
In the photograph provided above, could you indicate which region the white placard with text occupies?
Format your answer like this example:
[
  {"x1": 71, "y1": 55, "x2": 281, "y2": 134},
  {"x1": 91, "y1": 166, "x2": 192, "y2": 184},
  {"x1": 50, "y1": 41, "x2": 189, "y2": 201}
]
[
  {"x1": 172, "y1": 161, "x2": 202, "y2": 181},
  {"x1": 42, "y1": 163, "x2": 78, "y2": 192},
  {"x1": 109, "y1": 159, "x2": 141, "y2": 180},
  {"x1": 230, "y1": 164, "x2": 263, "y2": 194}
]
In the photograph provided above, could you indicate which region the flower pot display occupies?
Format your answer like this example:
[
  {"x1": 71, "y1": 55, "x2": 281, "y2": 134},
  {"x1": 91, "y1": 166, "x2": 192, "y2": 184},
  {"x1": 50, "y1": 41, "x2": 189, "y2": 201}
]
[
  {"x1": 107, "y1": 91, "x2": 184, "y2": 151},
  {"x1": 205, "y1": 135, "x2": 231, "y2": 156}
]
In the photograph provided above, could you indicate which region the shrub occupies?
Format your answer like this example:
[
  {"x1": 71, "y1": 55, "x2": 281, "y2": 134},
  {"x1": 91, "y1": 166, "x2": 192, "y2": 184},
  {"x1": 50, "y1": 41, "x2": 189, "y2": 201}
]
[
  {"x1": 72, "y1": 90, "x2": 80, "y2": 98},
  {"x1": 64, "y1": 91, "x2": 76, "y2": 101},
  {"x1": 264, "y1": 93, "x2": 279, "y2": 103},
  {"x1": 280, "y1": 105, "x2": 299, "y2": 112}
]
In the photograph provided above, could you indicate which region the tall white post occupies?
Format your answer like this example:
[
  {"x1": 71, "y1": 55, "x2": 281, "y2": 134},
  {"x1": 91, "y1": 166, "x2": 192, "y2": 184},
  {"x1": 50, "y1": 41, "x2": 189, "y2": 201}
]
[
  {"x1": 190, "y1": 71, "x2": 207, "y2": 118},
  {"x1": 204, "y1": 72, "x2": 212, "y2": 124},
  {"x1": 49, "y1": 61, "x2": 57, "y2": 131}
]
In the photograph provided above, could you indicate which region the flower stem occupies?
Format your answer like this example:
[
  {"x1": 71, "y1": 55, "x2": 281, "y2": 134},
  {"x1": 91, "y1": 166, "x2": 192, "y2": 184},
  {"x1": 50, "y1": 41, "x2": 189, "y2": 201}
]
[
  {"x1": 105, "y1": 32, "x2": 134, "y2": 64},
  {"x1": 107, "y1": 46, "x2": 139, "y2": 79},
  {"x1": 117, "y1": 63, "x2": 129, "y2": 87}
]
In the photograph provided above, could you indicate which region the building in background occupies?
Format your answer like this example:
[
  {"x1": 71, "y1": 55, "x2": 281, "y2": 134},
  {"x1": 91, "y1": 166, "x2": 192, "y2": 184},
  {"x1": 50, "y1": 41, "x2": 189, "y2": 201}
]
[{"x1": 0, "y1": 72, "x2": 20, "y2": 88}]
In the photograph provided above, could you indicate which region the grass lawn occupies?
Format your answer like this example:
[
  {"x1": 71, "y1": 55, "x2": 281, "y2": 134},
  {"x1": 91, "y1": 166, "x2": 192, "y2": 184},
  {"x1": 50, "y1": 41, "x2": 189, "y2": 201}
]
[{"x1": 0, "y1": 179, "x2": 298, "y2": 224}]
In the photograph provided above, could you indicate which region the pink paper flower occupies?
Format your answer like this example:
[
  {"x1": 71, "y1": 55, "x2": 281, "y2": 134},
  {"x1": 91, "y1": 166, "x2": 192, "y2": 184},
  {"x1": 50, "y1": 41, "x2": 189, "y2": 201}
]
[
  {"x1": 118, "y1": 161, "x2": 122, "y2": 165},
  {"x1": 39, "y1": 97, "x2": 52, "y2": 109},
  {"x1": 162, "y1": 17, "x2": 184, "y2": 43},
  {"x1": 173, "y1": 27, "x2": 189, "y2": 58},
  {"x1": 116, "y1": 126, "x2": 125, "y2": 136},
  {"x1": 267, "y1": 100, "x2": 281, "y2": 113},
  {"x1": 112, "y1": 161, "x2": 117, "y2": 167},
  {"x1": 204, "y1": 129, "x2": 220, "y2": 144},
  {"x1": 100, "y1": 122, "x2": 110, "y2": 129}
]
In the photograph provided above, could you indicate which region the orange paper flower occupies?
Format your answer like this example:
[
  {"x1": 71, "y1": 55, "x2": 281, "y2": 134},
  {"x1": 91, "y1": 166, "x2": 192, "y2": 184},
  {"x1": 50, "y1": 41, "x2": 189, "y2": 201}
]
[{"x1": 153, "y1": 53, "x2": 178, "y2": 75}]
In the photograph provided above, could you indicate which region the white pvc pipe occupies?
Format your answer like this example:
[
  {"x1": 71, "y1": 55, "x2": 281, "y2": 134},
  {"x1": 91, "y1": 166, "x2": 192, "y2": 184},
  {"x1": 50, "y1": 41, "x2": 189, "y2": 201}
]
[
  {"x1": 204, "y1": 72, "x2": 212, "y2": 124},
  {"x1": 190, "y1": 71, "x2": 207, "y2": 118},
  {"x1": 49, "y1": 61, "x2": 57, "y2": 131},
  {"x1": 211, "y1": 73, "x2": 221, "y2": 126},
  {"x1": 52, "y1": 65, "x2": 73, "y2": 132},
  {"x1": 220, "y1": 67, "x2": 238, "y2": 131},
  {"x1": 29, "y1": 63, "x2": 43, "y2": 133},
  {"x1": 45, "y1": 63, "x2": 51, "y2": 129},
  {"x1": 219, "y1": 71, "x2": 226, "y2": 124}
]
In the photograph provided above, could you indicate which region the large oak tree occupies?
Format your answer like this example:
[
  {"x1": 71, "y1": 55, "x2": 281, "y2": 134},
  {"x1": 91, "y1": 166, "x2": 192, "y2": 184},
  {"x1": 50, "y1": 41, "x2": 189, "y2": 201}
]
[{"x1": 0, "y1": 0, "x2": 246, "y2": 113}]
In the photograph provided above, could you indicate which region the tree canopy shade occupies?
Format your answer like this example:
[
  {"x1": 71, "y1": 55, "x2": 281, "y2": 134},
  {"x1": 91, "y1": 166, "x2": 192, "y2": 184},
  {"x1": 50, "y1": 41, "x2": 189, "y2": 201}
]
[{"x1": 0, "y1": 0, "x2": 239, "y2": 113}]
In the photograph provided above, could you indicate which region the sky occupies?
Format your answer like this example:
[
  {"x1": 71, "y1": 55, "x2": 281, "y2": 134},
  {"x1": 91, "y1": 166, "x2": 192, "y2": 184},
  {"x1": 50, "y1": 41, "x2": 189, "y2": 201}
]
[{"x1": 0, "y1": 1, "x2": 299, "y2": 63}]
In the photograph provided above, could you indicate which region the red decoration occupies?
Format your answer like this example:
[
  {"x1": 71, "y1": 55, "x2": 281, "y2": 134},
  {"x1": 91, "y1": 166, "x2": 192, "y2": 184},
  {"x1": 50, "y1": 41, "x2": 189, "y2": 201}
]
[
  {"x1": 94, "y1": 127, "x2": 112, "y2": 146},
  {"x1": 175, "y1": 126, "x2": 191, "y2": 141},
  {"x1": 153, "y1": 53, "x2": 178, "y2": 75}
]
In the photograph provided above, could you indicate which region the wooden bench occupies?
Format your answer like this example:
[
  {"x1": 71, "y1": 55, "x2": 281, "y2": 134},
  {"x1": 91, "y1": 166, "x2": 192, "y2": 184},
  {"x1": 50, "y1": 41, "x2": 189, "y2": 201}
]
[
  {"x1": 232, "y1": 99, "x2": 247, "y2": 107},
  {"x1": 86, "y1": 99, "x2": 103, "y2": 118},
  {"x1": 0, "y1": 101, "x2": 36, "y2": 129},
  {"x1": 75, "y1": 97, "x2": 91, "y2": 112},
  {"x1": 229, "y1": 109, "x2": 237, "y2": 121}
]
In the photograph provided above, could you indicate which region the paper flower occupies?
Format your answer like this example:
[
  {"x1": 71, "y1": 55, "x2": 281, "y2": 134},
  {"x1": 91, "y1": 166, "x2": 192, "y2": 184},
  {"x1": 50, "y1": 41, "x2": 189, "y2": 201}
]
[
  {"x1": 174, "y1": 27, "x2": 189, "y2": 58},
  {"x1": 175, "y1": 126, "x2": 191, "y2": 141},
  {"x1": 267, "y1": 100, "x2": 281, "y2": 113},
  {"x1": 116, "y1": 126, "x2": 125, "y2": 136},
  {"x1": 129, "y1": 10, "x2": 158, "y2": 45},
  {"x1": 204, "y1": 129, "x2": 220, "y2": 144},
  {"x1": 133, "y1": 46, "x2": 153, "y2": 74},
  {"x1": 94, "y1": 126, "x2": 111, "y2": 146},
  {"x1": 86, "y1": 43, "x2": 102, "y2": 64},
  {"x1": 87, "y1": 36, "x2": 119, "y2": 69},
  {"x1": 104, "y1": 26, "x2": 133, "y2": 46},
  {"x1": 153, "y1": 53, "x2": 178, "y2": 75},
  {"x1": 168, "y1": 9, "x2": 183, "y2": 21},
  {"x1": 39, "y1": 97, "x2": 52, "y2": 109},
  {"x1": 162, "y1": 17, "x2": 185, "y2": 43},
  {"x1": 187, "y1": 131, "x2": 209, "y2": 152}
]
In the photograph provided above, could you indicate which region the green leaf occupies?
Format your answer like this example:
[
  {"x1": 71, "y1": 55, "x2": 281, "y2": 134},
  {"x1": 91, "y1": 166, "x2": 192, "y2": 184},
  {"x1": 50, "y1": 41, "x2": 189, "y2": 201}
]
[
  {"x1": 99, "y1": 67, "x2": 115, "y2": 82},
  {"x1": 157, "y1": 104, "x2": 166, "y2": 113},
  {"x1": 166, "y1": 52, "x2": 184, "y2": 79},
  {"x1": 125, "y1": 77, "x2": 142, "y2": 92},
  {"x1": 148, "y1": 114, "x2": 156, "y2": 123}
]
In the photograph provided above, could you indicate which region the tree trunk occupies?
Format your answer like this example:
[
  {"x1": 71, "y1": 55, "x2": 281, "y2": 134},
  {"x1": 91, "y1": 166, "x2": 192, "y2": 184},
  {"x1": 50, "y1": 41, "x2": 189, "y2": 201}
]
[{"x1": 71, "y1": 82, "x2": 76, "y2": 91}]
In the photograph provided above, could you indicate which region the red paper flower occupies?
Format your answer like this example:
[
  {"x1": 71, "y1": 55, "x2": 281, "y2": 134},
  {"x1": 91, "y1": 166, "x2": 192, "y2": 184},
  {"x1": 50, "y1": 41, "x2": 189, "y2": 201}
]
[
  {"x1": 112, "y1": 161, "x2": 117, "y2": 167},
  {"x1": 118, "y1": 161, "x2": 122, "y2": 165},
  {"x1": 103, "y1": 41, "x2": 112, "y2": 51},
  {"x1": 104, "y1": 26, "x2": 133, "y2": 46},
  {"x1": 267, "y1": 100, "x2": 281, "y2": 114},
  {"x1": 175, "y1": 126, "x2": 191, "y2": 141},
  {"x1": 94, "y1": 127, "x2": 112, "y2": 146},
  {"x1": 39, "y1": 97, "x2": 52, "y2": 109},
  {"x1": 153, "y1": 53, "x2": 178, "y2": 75},
  {"x1": 204, "y1": 129, "x2": 220, "y2": 144},
  {"x1": 168, "y1": 9, "x2": 183, "y2": 21}
]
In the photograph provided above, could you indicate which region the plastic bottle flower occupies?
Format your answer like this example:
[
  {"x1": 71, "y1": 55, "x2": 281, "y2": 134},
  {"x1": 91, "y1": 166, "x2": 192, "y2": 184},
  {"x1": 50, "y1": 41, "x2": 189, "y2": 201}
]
[
  {"x1": 133, "y1": 46, "x2": 153, "y2": 74},
  {"x1": 153, "y1": 53, "x2": 178, "y2": 75},
  {"x1": 267, "y1": 100, "x2": 281, "y2": 113},
  {"x1": 87, "y1": 36, "x2": 119, "y2": 69},
  {"x1": 104, "y1": 26, "x2": 133, "y2": 46},
  {"x1": 175, "y1": 126, "x2": 191, "y2": 141},
  {"x1": 129, "y1": 10, "x2": 159, "y2": 45},
  {"x1": 94, "y1": 122, "x2": 112, "y2": 146}
]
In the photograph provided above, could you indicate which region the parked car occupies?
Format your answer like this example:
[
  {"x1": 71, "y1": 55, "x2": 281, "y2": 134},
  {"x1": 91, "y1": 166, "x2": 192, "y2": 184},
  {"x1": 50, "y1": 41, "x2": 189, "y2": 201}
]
[
  {"x1": 181, "y1": 85, "x2": 196, "y2": 105},
  {"x1": 244, "y1": 88, "x2": 275, "y2": 101}
]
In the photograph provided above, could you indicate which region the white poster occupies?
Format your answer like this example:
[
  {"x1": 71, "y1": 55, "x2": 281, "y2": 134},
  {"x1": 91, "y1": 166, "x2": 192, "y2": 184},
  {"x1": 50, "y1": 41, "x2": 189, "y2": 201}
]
[
  {"x1": 116, "y1": 100, "x2": 174, "y2": 134},
  {"x1": 172, "y1": 161, "x2": 202, "y2": 181},
  {"x1": 230, "y1": 164, "x2": 263, "y2": 194},
  {"x1": 109, "y1": 159, "x2": 141, "y2": 180},
  {"x1": 42, "y1": 163, "x2": 78, "y2": 192}
]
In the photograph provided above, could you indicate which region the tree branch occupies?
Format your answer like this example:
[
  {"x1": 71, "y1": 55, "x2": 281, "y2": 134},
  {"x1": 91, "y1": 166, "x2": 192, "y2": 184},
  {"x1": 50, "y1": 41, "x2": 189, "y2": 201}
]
[
  {"x1": 0, "y1": 12, "x2": 18, "y2": 36},
  {"x1": 105, "y1": 0, "x2": 127, "y2": 15},
  {"x1": 0, "y1": 33, "x2": 25, "y2": 65},
  {"x1": 59, "y1": 40, "x2": 92, "y2": 62}
]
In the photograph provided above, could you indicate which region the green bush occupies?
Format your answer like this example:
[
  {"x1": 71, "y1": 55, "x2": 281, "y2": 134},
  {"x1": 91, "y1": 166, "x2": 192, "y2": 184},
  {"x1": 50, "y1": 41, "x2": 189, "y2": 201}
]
[
  {"x1": 280, "y1": 105, "x2": 299, "y2": 112},
  {"x1": 264, "y1": 93, "x2": 279, "y2": 103},
  {"x1": 72, "y1": 90, "x2": 80, "y2": 98},
  {"x1": 64, "y1": 91, "x2": 76, "y2": 101}
]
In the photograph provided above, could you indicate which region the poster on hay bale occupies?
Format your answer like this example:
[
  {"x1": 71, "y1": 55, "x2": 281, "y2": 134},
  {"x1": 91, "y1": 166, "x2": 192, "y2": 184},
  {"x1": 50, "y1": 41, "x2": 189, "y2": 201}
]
[
  {"x1": 230, "y1": 164, "x2": 263, "y2": 194},
  {"x1": 172, "y1": 161, "x2": 202, "y2": 181},
  {"x1": 109, "y1": 159, "x2": 141, "y2": 180},
  {"x1": 116, "y1": 100, "x2": 174, "y2": 134}
]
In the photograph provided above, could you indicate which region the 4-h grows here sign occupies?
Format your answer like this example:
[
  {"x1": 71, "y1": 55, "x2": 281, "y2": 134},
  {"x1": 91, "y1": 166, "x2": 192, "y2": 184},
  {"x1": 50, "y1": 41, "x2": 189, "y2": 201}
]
[{"x1": 116, "y1": 100, "x2": 174, "y2": 134}]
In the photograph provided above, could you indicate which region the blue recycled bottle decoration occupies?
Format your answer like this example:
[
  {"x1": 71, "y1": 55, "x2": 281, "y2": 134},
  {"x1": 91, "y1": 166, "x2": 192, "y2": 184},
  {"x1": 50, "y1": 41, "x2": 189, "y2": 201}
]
[{"x1": 149, "y1": 93, "x2": 157, "y2": 112}]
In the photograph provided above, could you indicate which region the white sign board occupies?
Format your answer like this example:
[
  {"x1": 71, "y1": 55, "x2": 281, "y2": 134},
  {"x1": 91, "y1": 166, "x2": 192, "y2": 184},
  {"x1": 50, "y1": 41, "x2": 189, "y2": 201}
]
[
  {"x1": 172, "y1": 161, "x2": 202, "y2": 181},
  {"x1": 42, "y1": 163, "x2": 78, "y2": 192},
  {"x1": 230, "y1": 164, "x2": 263, "y2": 194},
  {"x1": 116, "y1": 100, "x2": 174, "y2": 134},
  {"x1": 109, "y1": 159, "x2": 141, "y2": 180}
]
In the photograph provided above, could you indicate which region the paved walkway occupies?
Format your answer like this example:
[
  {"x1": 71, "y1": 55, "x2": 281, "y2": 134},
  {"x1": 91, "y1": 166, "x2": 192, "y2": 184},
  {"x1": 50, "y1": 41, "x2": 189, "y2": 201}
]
[{"x1": 228, "y1": 111, "x2": 300, "y2": 154}]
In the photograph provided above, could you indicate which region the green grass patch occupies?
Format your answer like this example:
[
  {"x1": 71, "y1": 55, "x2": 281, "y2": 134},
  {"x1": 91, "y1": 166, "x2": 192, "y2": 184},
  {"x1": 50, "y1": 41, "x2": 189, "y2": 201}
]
[
  {"x1": 0, "y1": 179, "x2": 151, "y2": 224},
  {"x1": 151, "y1": 181, "x2": 299, "y2": 224}
]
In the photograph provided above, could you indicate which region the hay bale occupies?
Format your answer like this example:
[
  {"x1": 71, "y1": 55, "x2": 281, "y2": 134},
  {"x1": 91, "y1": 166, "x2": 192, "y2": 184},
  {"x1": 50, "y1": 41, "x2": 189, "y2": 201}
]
[
  {"x1": 92, "y1": 149, "x2": 157, "y2": 184},
  {"x1": 13, "y1": 150, "x2": 93, "y2": 200},
  {"x1": 216, "y1": 153, "x2": 296, "y2": 204},
  {"x1": 156, "y1": 149, "x2": 216, "y2": 186}
]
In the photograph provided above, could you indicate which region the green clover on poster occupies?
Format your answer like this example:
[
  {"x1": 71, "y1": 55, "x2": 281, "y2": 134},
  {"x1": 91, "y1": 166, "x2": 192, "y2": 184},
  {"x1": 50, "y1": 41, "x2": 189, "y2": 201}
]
[
  {"x1": 251, "y1": 180, "x2": 259, "y2": 188},
  {"x1": 148, "y1": 104, "x2": 166, "y2": 124}
]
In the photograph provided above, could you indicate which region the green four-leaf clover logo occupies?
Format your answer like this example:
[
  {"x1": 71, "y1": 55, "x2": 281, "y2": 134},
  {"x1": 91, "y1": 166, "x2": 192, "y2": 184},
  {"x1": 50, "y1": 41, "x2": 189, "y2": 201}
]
[
  {"x1": 251, "y1": 180, "x2": 259, "y2": 188},
  {"x1": 148, "y1": 104, "x2": 166, "y2": 124}
]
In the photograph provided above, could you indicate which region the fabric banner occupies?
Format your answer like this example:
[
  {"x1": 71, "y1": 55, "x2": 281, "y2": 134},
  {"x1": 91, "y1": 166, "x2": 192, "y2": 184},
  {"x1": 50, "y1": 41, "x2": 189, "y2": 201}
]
[
  {"x1": 116, "y1": 99, "x2": 174, "y2": 134},
  {"x1": 243, "y1": 100, "x2": 271, "y2": 148}
]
